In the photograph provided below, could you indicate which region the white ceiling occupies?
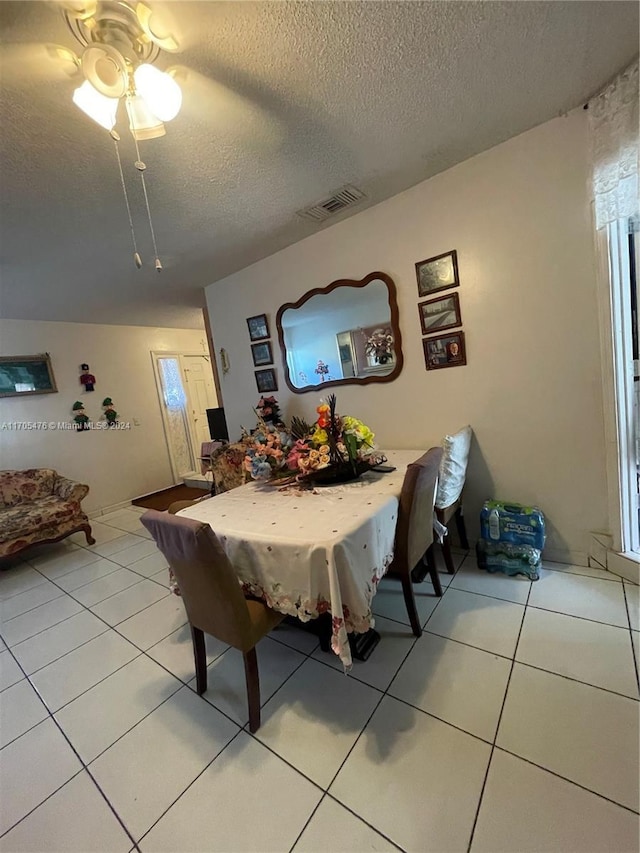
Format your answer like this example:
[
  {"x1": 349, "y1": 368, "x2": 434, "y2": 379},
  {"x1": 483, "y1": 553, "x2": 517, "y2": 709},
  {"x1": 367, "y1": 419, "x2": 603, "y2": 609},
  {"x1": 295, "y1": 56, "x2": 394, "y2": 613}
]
[{"x1": 1, "y1": 1, "x2": 638, "y2": 329}]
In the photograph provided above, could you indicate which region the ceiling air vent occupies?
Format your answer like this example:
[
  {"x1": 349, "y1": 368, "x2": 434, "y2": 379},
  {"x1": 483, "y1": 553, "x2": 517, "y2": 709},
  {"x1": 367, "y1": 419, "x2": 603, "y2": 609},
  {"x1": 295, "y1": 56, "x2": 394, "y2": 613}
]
[{"x1": 297, "y1": 185, "x2": 366, "y2": 222}]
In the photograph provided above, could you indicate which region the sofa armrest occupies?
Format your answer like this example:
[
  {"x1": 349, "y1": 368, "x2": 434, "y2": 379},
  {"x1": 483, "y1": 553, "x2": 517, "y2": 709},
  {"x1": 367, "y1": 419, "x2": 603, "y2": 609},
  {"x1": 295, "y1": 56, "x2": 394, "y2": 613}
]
[{"x1": 53, "y1": 476, "x2": 89, "y2": 504}]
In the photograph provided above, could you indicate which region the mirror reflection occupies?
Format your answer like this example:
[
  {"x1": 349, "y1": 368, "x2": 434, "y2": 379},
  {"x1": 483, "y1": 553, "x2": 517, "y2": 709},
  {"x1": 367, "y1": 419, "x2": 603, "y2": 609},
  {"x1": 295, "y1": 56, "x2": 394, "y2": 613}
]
[{"x1": 277, "y1": 274, "x2": 403, "y2": 392}]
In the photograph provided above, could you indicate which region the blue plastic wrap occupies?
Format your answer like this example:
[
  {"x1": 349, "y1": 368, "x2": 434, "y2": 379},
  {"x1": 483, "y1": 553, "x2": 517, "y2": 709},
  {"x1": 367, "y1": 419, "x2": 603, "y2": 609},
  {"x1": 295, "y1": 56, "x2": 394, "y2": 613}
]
[
  {"x1": 477, "y1": 500, "x2": 545, "y2": 581},
  {"x1": 480, "y1": 501, "x2": 546, "y2": 550}
]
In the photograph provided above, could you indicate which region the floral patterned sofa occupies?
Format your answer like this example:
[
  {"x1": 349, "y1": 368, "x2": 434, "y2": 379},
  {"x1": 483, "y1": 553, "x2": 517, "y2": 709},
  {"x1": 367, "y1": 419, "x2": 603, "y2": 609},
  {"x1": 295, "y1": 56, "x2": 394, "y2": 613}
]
[{"x1": 0, "y1": 469, "x2": 95, "y2": 558}]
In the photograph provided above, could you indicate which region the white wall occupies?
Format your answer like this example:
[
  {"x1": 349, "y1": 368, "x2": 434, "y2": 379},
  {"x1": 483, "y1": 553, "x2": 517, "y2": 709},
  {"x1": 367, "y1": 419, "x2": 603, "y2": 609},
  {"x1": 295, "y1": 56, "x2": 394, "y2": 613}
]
[
  {"x1": 205, "y1": 112, "x2": 607, "y2": 565},
  {"x1": 0, "y1": 320, "x2": 209, "y2": 513}
]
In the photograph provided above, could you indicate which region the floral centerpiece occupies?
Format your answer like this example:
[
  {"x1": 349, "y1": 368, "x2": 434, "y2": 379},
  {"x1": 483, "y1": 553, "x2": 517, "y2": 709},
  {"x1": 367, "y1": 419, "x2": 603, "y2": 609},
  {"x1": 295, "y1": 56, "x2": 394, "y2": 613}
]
[
  {"x1": 255, "y1": 395, "x2": 282, "y2": 425},
  {"x1": 243, "y1": 420, "x2": 293, "y2": 482},
  {"x1": 244, "y1": 394, "x2": 379, "y2": 486},
  {"x1": 364, "y1": 327, "x2": 394, "y2": 364}
]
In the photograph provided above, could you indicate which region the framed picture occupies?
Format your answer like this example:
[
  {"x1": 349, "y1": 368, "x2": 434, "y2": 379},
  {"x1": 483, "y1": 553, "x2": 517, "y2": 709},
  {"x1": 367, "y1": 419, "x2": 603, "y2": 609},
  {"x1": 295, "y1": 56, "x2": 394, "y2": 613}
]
[
  {"x1": 255, "y1": 367, "x2": 278, "y2": 393},
  {"x1": 415, "y1": 249, "x2": 459, "y2": 297},
  {"x1": 423, "y1": 331, "x2": 467, "y2": 370},
  {"x1": 246, "y1": 313, "x2": 270, "y2": 342},
  {"x1": 251, "y1": 340, "x2": 273, "y2": 367},
  {"x1": 418, "y1": 292, "x2": 462, "y2": 335},
  {"x1": 0, "y1": 353, "x2": 58, "y2": 397}
]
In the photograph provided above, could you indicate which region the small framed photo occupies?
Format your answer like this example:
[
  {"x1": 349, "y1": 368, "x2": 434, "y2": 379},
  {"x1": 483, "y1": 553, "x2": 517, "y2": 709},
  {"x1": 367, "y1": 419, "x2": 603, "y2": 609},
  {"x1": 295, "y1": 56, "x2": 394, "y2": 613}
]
[
  {"x1": 251, "y1": 340, "x2": 273, "y2": 367},
  {"x1": 418, "y1": 292, "x2": 462, "y2": 335},
  {"x1": 246, "y1": 313, "x2": 270, "y2": 342},
  {"x1": 423, "y1": 331, "x2": 467, "y2": 370},
  {"x1": 255, "y1": 367, "x2": 278, "y2": 393},
  {"x1": 415, "y1": 250, "x2": 459, "y2": 297}
]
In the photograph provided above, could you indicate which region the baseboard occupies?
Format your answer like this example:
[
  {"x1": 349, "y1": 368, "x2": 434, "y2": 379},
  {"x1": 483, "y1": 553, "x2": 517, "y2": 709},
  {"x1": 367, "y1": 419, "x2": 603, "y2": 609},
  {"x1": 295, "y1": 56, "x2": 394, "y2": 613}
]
[
  {"x1": 607, "y1": 550, "x2": 640, "y2": 584},
  {"x1": 542, "y1": 547, "x2": 590, "y2": 567},
  {"x1": 88, "y1": 498, "x2": 137, "y2": 519}
]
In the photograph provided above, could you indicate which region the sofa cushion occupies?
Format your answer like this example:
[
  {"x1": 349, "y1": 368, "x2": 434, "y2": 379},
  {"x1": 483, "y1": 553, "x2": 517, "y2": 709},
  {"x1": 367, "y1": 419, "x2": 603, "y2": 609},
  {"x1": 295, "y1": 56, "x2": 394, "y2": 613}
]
[
  {"x1": 0, "y1": 497, "x2": 79, "y2": 543},
  {"x1": 0, "y1": 469, "x2": 57, "y2": 508}
]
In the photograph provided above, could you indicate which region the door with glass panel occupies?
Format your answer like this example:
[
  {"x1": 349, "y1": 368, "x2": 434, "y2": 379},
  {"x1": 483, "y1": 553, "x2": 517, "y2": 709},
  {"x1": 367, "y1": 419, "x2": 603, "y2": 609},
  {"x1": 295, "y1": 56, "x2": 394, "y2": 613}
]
[{"x1": 153, "y1": 355, "x2": 196, "y2": 481}]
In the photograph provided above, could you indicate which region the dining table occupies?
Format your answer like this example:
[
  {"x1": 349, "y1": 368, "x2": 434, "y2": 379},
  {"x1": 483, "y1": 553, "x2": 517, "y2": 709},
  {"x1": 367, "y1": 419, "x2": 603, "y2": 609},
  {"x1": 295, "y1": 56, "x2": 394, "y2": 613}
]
[{"x1": 177, "y1": 449, "x2": 424, "y2": 668}]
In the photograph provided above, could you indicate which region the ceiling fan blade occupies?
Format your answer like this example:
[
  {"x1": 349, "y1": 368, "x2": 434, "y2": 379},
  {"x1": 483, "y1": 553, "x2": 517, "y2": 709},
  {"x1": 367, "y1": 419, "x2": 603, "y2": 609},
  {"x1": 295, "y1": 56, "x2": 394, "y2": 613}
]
[
  {"x1": 0, "y1": 42, "x2": 80, "y2": 83},
  {"x1": 136, "y1": 2, "x2": 180, "y2": 53},
  {"x1": 53, "y1": 1, "x2": 97, "y2": 21},
  {"x1": 167, "y1": 65, "x2": 285, "y2": 150}
]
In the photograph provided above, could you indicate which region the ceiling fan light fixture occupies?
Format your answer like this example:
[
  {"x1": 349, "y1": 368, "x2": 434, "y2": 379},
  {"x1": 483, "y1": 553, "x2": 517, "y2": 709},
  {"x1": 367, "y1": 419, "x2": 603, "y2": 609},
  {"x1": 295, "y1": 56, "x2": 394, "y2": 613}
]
[
  {"x1": 134, "y1": 63, "x2": 182, "y2": 121},
  {"x1": 126, "y1": 94, "x2": 166, "y2": 140},
  {"x1": 72, "y1": 79, "x2": 118, "y2": 130},
  {"x1": 81, "y1": 44, "x2": 129, "y2": 98}
]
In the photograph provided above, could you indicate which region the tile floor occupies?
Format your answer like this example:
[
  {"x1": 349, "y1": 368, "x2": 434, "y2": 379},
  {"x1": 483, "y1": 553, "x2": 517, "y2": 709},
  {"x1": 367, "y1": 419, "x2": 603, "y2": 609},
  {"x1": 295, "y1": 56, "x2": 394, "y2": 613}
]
[{"x1": 0, "y1": 507, "x2": 638, "y2": 852}]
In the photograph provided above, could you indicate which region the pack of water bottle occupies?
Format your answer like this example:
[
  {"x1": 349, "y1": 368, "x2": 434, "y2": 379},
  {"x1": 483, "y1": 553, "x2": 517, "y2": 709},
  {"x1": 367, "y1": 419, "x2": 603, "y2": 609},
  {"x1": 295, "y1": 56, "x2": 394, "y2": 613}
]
[{"x1": 476, "y1": 500, "x2": 545, "y2": 581}]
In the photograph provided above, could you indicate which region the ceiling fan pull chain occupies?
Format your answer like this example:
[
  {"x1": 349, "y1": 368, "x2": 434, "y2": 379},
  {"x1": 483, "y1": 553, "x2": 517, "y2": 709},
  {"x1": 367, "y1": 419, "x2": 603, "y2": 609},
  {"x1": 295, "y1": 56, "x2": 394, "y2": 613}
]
[
  {"x1": 132, "y1": 134, "x2": 162, "y2": 272},
  {"x1": 111, "y1": 130, "x2": 142, "y2": 269}
]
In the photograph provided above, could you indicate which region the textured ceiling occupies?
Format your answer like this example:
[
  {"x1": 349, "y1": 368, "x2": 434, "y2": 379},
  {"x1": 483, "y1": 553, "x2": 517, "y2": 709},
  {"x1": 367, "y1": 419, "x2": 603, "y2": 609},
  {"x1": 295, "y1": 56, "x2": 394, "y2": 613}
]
[{"x1": 0, "y1": 1, "x2": 638, "y2": 329}]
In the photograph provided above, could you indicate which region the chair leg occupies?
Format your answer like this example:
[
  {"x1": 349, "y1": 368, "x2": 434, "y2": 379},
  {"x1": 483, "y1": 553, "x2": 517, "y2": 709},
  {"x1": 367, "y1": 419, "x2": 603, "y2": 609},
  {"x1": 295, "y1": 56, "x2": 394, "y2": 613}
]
[
  {"x1": 83, "y1": 524, "x2": 96, "y2": 546},
  {"x1": 243, "y1": 647, "x2": 261, "y2": 733},
  {"x1": 442, "y1": 530, "x2": 456, "y2": 574},
  {"x1": 400, "y1": 573, "x2": 422, "y2": 637},
  {"x1": 190, "y1": 626, "x2": 207, "y2": 695},
  {"x1": 455, "y1": 506, "x2": 470, "y2": 550},
  {"x1": 425, "y1": 546, "x2": 443, "y2": 596}
]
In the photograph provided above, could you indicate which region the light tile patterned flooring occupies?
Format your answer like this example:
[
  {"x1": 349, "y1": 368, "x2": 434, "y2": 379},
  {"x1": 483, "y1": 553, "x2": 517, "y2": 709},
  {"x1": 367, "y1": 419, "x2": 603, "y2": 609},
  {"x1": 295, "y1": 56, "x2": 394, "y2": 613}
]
[{"x1": 0, "y1": 507, "x2": 638, "y2": 852}]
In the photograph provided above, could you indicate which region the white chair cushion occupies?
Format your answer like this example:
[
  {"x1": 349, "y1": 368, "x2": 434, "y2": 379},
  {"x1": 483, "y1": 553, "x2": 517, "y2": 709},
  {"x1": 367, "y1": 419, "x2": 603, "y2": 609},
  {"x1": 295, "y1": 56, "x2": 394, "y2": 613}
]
[{"x1": 435, "y1": 426, "x2": 473, "y2": 509}]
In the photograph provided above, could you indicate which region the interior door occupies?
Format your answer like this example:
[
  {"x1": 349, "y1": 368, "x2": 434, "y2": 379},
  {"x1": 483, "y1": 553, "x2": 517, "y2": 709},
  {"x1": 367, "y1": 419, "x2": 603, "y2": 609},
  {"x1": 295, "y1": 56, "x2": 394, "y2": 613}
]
[{"x1": 181, "y1": 355, "x2": 218, "y2": 451}]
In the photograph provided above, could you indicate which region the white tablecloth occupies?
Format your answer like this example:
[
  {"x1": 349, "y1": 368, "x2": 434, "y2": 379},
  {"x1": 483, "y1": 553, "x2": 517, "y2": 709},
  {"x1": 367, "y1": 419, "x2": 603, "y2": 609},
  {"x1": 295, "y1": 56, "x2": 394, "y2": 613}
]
[{"x1": 178, "y1": 450, "x2": 421, "y2": 667}]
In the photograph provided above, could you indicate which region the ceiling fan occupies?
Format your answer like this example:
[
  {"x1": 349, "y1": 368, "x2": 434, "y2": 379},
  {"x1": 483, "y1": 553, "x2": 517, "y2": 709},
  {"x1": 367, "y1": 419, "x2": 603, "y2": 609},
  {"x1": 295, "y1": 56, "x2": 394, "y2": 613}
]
[
  {"x1": 36, "y1": 1, "x2": 186, "y2": 270},
  {"x1": 59, "y1": 0, "x2": 182, "y2": 139}
]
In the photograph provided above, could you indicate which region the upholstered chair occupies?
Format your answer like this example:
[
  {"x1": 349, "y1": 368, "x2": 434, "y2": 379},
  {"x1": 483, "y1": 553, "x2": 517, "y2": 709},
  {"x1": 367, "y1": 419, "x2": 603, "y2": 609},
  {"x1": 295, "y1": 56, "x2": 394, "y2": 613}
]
[{"x1": 141, "y1": 509, "x2": 283, "y2": 732}]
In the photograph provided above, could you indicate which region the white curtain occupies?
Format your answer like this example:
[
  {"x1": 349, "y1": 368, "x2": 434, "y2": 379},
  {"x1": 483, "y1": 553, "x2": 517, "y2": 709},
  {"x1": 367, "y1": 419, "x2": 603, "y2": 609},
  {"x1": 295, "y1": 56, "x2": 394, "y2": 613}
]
[{"x1": 588, "y1": 60, "x2": 639, "y2": 230}]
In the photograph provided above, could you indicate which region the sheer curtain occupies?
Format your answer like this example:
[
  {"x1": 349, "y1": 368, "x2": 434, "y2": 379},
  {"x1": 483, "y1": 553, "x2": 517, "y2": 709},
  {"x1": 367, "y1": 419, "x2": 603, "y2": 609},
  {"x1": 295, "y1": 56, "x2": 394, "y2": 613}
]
[{"x1": 588, "y1": 60, "x2": 639, "y2": 230}]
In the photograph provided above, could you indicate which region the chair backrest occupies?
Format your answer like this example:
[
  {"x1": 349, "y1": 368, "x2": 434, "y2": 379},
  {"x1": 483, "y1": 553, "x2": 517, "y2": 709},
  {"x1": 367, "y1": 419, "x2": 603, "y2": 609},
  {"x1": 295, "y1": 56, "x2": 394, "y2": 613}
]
[
  {"x1": 210, "y1": 443, "x2": 248, "y2": 494},
  {"x1": 394, "y1": 447, "x2": 444, "y2": 575},
  {"x1": 141, "y1": 509, "x2": 253, "y2": 650}
]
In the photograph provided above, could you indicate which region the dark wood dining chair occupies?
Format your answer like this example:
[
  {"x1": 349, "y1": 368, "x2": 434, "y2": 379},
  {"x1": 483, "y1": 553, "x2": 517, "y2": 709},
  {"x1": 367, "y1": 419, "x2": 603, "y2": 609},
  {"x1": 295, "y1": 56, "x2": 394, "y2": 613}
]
[
  {"x1": 386, "y1": 447, "x2": 444, "y2": 637},
  {"x1": 141, "y1": 509, "x2": 284, "y2": 732},
  {"x1": 436, "y1": 499, "x2": 470, "y2": 574}
]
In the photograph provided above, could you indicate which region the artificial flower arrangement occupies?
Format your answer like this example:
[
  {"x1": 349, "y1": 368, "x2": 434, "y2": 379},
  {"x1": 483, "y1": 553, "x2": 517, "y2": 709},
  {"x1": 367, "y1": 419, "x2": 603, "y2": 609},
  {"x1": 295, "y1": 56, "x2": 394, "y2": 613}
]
[
  {"x1": 364, "y1": 327, "x2": 394, "y2": 364},
  {"x1": 244, "y1": 394, "x2": 378, "y2": 485},
  {"x1": 255, "y1": 395, "x2": 282, "y2": 425}
]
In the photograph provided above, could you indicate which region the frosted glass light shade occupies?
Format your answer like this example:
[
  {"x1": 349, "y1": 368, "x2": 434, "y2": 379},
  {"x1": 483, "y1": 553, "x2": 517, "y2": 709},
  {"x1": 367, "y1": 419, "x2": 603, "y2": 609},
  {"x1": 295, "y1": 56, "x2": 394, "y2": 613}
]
[
  {"x1": 134, "y1": 64, "x2": 182, "y2": 122},
  {"x1": 72, "y1": 80, "x2": 118, "y2": 130},
  {"x1": 126, "y1": 95, "x2": 166, "y2": 140}
]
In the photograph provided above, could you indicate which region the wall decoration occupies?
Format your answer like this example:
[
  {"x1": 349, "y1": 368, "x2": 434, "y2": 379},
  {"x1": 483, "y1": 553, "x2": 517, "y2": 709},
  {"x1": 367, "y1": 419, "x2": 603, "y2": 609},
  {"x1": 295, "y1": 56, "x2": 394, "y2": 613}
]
[
  {"x1": 0, "y1": 354, "x2": 57, "y2": 398},
  {"x1": 102, "y1": 397, "x2": 119, "y2": 426},
  {"x1": 415, "y1": 250, "x2": 459, "y2": 297},
  {"x1": 219, "y1": 348, "x2": 230, "y2": 374},
  {"x1": 251, "y1": 340, "x2": 273, "y2": 367},
  {"x1": 423, "y1": 331, "x2": 467, "y2": 370},
  {"x1": 246, "y1": 313, "x2": 270, "y2": 342},
  {"x1": 72, "y1": 401, "x2": 90, "y2": 431},
  {"x1": 418, "y1": 292, "x2": 462, "y2": 335},
  {"x1": 255, "y1": 368, "x2": 278, "y2": 393},
  {"x1": 79, "y1": 363, "x2": 96, "y2": 391}
]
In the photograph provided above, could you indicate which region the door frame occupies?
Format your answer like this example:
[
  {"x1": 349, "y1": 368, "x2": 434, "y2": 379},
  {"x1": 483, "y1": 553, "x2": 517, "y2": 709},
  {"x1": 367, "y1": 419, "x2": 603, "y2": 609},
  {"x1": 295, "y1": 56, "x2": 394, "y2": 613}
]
[
  {"x1": 595, "y1": 219, "x2": 639, "y2": 556},
  {"x1": 151, "y1": 351, "x2": 213, "y2": 482}
]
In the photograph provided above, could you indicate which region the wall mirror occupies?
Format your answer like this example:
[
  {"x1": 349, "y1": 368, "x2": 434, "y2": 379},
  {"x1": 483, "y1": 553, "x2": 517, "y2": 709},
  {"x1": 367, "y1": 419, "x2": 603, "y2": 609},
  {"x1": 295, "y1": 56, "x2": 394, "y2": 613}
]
[{"x1": 276, "y1": 272, "x2": 403, "y2": 393}]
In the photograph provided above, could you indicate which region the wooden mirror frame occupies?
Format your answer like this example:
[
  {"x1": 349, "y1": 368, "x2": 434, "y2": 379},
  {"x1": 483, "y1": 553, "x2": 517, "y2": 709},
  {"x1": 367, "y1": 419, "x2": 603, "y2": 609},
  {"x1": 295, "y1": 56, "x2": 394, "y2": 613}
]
[{"x1": 276, "y1": 271, "x2": 404, "y2": 394}]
